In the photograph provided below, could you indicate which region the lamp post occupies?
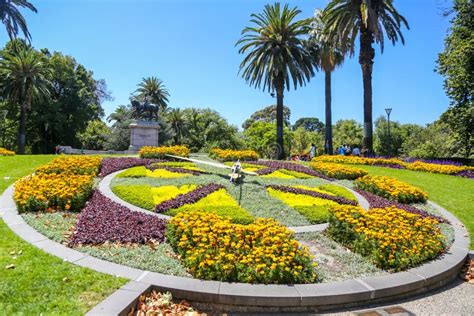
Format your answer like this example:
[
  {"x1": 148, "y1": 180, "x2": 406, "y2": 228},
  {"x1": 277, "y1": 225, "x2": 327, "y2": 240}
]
[{"x1": 385, "y1": 108, "x2": 392, "y2": 157}]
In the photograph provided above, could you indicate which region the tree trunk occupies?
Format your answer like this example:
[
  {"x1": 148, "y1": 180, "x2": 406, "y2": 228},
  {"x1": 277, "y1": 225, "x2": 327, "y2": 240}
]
[
  {"x1": 18, "y1": 102, "x2": 28, "y2": 154},
  {"x1": 324, "y1": 70, "x2": 333, "y2": 155},
  {"x1": 359, "y1": 28, "x2": 375, "y2": 156},
  {"x1": 275, "y1": 77, "x2": 285, "y2": 160}
]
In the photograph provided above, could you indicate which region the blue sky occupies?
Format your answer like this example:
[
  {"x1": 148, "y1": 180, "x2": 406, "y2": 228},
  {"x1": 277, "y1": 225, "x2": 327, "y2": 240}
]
[{"x1": 3, "y1": 0, "x2": 454, "y2": 129}]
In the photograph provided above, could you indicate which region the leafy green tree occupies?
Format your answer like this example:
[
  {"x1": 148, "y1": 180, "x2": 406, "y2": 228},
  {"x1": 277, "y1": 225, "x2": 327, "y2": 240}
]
[
  {"x1": 107, "y1": 104, "x2": 133, "y2": 150},
  {"x1": 324, "y1": 0, "x2": 409, "y2": 154},
  {"x1": 293, "y1": 117, "x2": 324, "y2": 133},
  {"x1": 436, "y1": 0, "x2": 474, "y2": 158},
  {"x1": 0, "y1": 0, "x2": 37, "y2": 41},
  {"x1": 0, "y1": 45, "x2": 52, "y2": 153},
  {"x1": 398, "y1": 123, "x2": 426, "y2": 157},
  {"x1": 291, "y1": 127, "x2": 323, "y2": 156},
  {"x1": 134, "y1": 76, "x2": 170, "y2": 110},
  {"x1": 333, "y1": 119, "x2": 363, "y2": 149},
  {"x1": 407, "y1": 122, "x2": 456, "y2": 159},
  {"x1": 77, "y1": 120, "x2": 111, "y2": 150},
  {"x1": 373, "y1": 116, "x2": 403, "y2": 157},
  {"x1": 308, "y1": 9, "x2": 346, "y2": 154},
  {"x1": 243, "y1": 121, "x2": 292, "y2": 158},
  {"x1": 242, "y1": 104, "x2": 291, "y2": 130},
  {"x1": 236, "y1": 2, "x2": 314, "y2": 159}
]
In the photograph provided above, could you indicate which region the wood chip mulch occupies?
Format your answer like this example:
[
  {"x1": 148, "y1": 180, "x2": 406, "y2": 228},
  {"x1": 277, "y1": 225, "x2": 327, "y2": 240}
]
[
  {"x1": 460, "y1": 257, "x2": 474, "y2": 284},
  {"x1": 129, "y1": 290, "x2": 207, "y2": 316}
]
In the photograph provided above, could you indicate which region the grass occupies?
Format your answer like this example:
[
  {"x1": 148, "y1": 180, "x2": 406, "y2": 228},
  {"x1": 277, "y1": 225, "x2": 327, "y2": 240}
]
[
  {"x1": 0, "y1": 155, "x2": 127, "y2": 314},
  {"x1": 355, "y1": 165, "x2": 474, "y2": 249}
]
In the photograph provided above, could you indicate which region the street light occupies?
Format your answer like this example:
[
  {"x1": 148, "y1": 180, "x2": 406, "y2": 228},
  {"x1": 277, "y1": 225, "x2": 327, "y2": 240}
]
[{"x1": 385, "y1": 108, "x2": 392, "y2": 157}]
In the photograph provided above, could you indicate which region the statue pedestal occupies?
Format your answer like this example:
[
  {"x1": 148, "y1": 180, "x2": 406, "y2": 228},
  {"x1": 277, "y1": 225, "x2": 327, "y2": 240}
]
[{"x1": 128, "y1": 121, "x2": 159, "y2": 151}]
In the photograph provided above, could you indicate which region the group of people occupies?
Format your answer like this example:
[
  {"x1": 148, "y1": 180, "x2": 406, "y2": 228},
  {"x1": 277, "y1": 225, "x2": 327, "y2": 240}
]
[{"x1": 336, "y1": 144, "x2": 361, "y2": 156}]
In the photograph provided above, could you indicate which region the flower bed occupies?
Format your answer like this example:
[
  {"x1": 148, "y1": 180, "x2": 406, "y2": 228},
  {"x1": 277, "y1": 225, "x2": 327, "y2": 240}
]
[
  {"x1": 0, "y1": 147, "x2": 15, "y2": 156},
  {"x1": 36, "y1": 156, "x2": 102, "y2": 176},
  {"x1": 355, "y1": 175, "x2": 428, "y2": 204},
  {"x1": 117, "y1": 166, "x2": 192, "y2": 178},
  {"x1": 14, "y1": 173, "x2": 93, "y2": 213},
  {"x1": 155, "y1": 184, "x2": 224, "y2": 213},
  {"x1": 355, "y1": 189, "x2": 446, "y2": 223},
  {"x1": 139, "y1": 145, "x2": 190, "y2": 159},
  {"x1": 98, "y1": 157, "x2": 164, "y2": 177},
  {"x1": 309, "y1": 162, "x2": 368, "y2": 180},
  {"x1": 167, "y1": 211, "x2": 317, "y2": 284},
  {"x1": 147, "y1": 164, "x2": 207, "y2": 176},
  {"x1": 327, "y1": 205, "x2": 446, "y2": 271},
  {"x1": 247, "y1": 160, "x2": 331, "y2": 180},
  {"x1": 209, "y1": 148, "x2": 259, "y2": 161},
  {"x1": 312, "y1": 155, "x2": 406, "y2": 168},
  {"x1": 266, "y1": 185, "x2": 357, "y2": 206},
  {"x1": 69, "y1": 191, "x2": 166, "y2": 246},
  {"x1": 405, "y1": 160, "x2": 466, "y2": 175}
]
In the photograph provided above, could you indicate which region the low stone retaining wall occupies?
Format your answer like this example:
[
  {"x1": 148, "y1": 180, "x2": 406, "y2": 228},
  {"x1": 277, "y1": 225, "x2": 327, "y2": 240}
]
[{"x1": 0, "y1": 178, "x2": 469, "y2": 314}]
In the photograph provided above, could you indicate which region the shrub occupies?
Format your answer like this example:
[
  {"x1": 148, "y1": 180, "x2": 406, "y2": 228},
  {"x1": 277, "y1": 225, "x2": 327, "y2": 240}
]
[
  {"x1": 139, "y1": 145, "x2": 190, "y2": 159},
  {"x1": 209, "y1": 148, "x2": 259, "y2": 161},
  {"x1": 0, "y1": 147, "x2": 15, "y2": 156},
  {"x1": 69, "y1": 191, "x2": 166, "y2": 246},
  {"x1": 327, "y1": 205, "x2": 445, "y2": 271},
  {"x1": 14, "y1": 173, "x2": 93, "y2": 213},
  {"x1": 355, "y1": 175, "x2": 428, "y2": 204},
  {"x1": 309, "y1": 162, "x2": 368, "y2": 180},
  {"x1": 36, "y1": 156, "x2": 102, "y2": 176},
  {"x1": 167, "y1": 211, "x2": 317, "y2": 284}
]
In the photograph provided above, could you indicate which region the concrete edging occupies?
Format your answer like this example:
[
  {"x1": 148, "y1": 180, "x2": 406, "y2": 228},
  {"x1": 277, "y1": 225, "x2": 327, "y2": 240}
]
[{"x1": 0, "y1": 178, "x2": 469, "y2": 313}]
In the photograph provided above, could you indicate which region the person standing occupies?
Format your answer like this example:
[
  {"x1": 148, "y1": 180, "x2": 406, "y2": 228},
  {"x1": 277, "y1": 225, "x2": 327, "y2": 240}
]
[{"x1": 309, "y1": 143, "x2": 317, "y2": 160}]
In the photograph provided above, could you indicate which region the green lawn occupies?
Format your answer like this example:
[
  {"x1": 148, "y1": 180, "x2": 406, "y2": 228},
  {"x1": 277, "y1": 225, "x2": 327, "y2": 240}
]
[
  {"x1": 356, "y1": 165, "x2": 474, "y2": 249},
  {"x1": 0, "y1": 155, "x2": 127, "y2": 314}
]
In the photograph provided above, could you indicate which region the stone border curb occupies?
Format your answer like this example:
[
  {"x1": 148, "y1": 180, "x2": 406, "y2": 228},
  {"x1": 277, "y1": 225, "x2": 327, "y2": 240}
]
[
  {"x1": 0, "y1": 179, "x2": 469, "y2": 313},
  {"x1": 99, "y1": 170, "x2": 368, "y2": 233}
]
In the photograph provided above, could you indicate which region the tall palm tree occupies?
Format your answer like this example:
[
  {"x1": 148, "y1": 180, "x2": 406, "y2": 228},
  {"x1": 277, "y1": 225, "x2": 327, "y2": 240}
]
[
  {"x1": 0, "y1": 0, "x2": 37, "y2": 41},
  {"x1": 0, "y1": 46, "x2": 52, "y2": 153},
  {"x1": 323, "y1": 0, "x2": 409, "y2": 155},
  {"x1": 167, "y1": 108, "x2": 187, "y2": 144},
  {"x1": 307, "y1": 9, "x2": 346, "y2": 155},
  {"x1": 236, "y1": 2, "x2": 314, "y2": 160},
  {"x1": 135, "y1": 76, "x2": 170, "y2": 111}
]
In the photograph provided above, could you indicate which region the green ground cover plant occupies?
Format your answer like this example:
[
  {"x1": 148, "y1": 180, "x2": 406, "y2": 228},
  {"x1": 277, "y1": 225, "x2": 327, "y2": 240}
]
[{"x1": 0, "y1": 155, "x2": 126, "y2": 314}]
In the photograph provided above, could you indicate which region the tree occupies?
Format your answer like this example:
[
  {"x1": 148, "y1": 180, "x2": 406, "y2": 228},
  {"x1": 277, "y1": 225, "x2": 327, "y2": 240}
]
[
  {"x1": 333, "y1": 119, "x2": 363, "y2": 149},
  {"x1": 0, "y1": 46, "x2": 51, "y2": 153},
  {"x1": 77, "y1": 120, "x2": 110, "y2": 150},
  {"x1": 244, "y1": 121, "x2": 292, "y2": 158},
  {"x1": 293, "y1": 117, "x2": 324, "y2": 132},
  {"x1": 107, "y1": 104, "x2": 133, "y2": 150},
  {"x1": 291, "y1": 127, "x2": 323, "y2": 156},
  {"x1": 436, "y1": 0, "x2": 474, "y2": 158},
  {"x1": 374, "y1": 116, "x2": 403, "y2": 157},
  {"x1": 308, "y1": 9, "x2": 346, "y2": 154},
  {"x1": 167, "y1": 108, "x2": 188, "y2": 144},
  {"x1": 242, "y1": 104, "x2": 291, "y2": 130},
  {"x1": 324, "y1": 0, "x2": 409, "y2": 154},
  {"x1": 236, "y1": 2, "x2": 314, "y2": 159},
  {"x1": 0, "y1": 0, "x2": 37, "y2": 41},
  {"x1": 407, "y1": 122, "x2": 455, "y2": 159},
  {"x1": 135, "y1": 76, "x2": 170, "y2": 110}
]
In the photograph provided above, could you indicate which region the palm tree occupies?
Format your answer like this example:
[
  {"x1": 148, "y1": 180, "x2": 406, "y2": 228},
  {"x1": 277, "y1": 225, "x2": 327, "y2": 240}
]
[
  {"x1": 236, "y1": 2, "x2": 314, "y2": 160},
  {"x1": 135, "y1": 76, "x2": 170, "y2": 111},
  {"x1": 0, "y1": 0, "x2": 37, "y2": 41},
  {"x1": 307, "y1": 9, "x2": 346, "y2": 155},
  {"x1": 0, "y1": 46, "x2": 52, "y2": 153},
  {"x1": 167, "y1": 108, "x2": 187, "y2": 144},
  {"x1": 323, "y1": 0, "x2": 409, "y2": 155}
]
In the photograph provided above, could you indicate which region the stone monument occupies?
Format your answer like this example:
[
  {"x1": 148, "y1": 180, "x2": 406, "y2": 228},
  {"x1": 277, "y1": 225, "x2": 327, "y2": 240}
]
[{"x1": 128, "y1": 98, "x2": 160, "y2": 151}]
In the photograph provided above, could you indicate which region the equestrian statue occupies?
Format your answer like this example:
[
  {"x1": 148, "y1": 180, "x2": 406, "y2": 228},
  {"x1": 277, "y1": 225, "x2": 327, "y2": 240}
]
[{"x1": 131, "y1": 96, "x2": 159, "y2": 122}]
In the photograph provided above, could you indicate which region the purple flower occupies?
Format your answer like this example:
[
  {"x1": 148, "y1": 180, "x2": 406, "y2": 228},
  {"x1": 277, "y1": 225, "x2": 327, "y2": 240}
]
[
  {"x1": 69, "y1": 191, "x2": 167, "y2": 246},
  {"x1": 99, "y1": 157, "x2": 166, "y2": 177},
  {"x1": 146, "y1": 165, "x2": 207, "y2": 176},
  {"x1": 155, "y1": 183, "x2": 224, "y2": 213},
  {"x1": 248, "y1": 161, "x2": 332, "y2": 180},
  {"x1": 354, "y1": 189, "x2": 447, "y2": 223}
]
